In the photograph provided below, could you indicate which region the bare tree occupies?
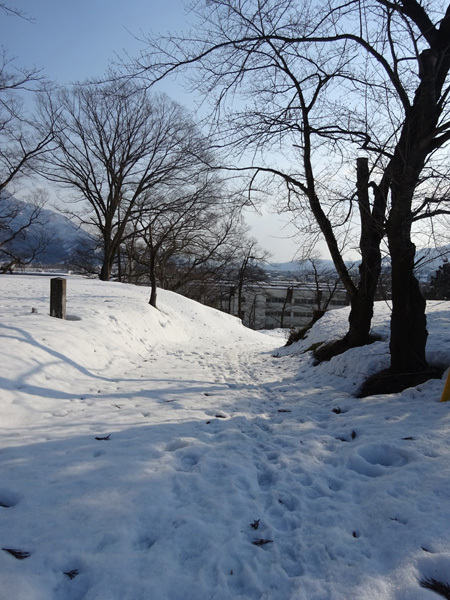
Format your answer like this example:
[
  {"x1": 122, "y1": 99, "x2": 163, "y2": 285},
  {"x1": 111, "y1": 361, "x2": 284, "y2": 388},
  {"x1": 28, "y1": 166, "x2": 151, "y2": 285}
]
[
  {"x1": 0, "y1": 3, "x2": 31, "y2": 19},
  {"x1": 0, "y1": 188, "x2": 54, "y2": 272},
  {"x1": 38, "y1": 80, "x2": 213, "y2": 281},
  {"x1": 300, "y1": 258, "x2": 347, "y2": 313},
  {"x1": 125, "y1": 174, "x2": 241, "y2": 308},
  {"x1": 234, "y1": 240, "x2": 269, "y2": 321},
  {"x1": 218, "y1": 238, "x2": 271, "y2": 325},
  {"x1": 0, "y1": 49, "x2": 51, "y2": 192},
  {"x1": 286, "y1": 257, "x2": 350, "y2": 344},
  {"x1": 135, "y1": 0, "x2": 450, "y2": 387},
  {"x1": 0, "y1": 7, "x2": 54, "y2": 271}
]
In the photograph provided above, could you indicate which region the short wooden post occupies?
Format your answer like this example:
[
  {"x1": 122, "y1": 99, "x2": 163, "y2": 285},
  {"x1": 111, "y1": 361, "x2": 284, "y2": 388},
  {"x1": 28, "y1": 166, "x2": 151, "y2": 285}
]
[{"x1": 50, "y1": 277, "x2": 66, "y2": 319}]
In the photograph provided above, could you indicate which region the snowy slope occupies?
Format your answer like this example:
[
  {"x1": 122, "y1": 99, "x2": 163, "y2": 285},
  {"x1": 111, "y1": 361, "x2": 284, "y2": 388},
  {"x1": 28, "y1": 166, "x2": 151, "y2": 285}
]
[{"x1": 1, "y1": 275, "x2": 450, "y2": 600}]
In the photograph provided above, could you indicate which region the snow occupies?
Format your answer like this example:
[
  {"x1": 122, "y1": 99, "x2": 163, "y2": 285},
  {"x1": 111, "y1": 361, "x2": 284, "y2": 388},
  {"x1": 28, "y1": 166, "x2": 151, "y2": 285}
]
[{"x1": 1, "y1": 275, "x2": 450, "y2": 599}]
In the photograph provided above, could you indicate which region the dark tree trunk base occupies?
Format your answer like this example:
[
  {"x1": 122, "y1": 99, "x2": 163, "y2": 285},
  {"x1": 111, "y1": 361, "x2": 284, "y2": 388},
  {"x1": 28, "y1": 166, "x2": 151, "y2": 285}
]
[
  {"x1": 285, "y1": 310, "x2": 326, "y2": 347},
  {"x1": 358, "y1": 367, "x2": 443, "y2": 398},
  {"x1": 313, "y1": 334, "x2": 381, "y2": 364}
]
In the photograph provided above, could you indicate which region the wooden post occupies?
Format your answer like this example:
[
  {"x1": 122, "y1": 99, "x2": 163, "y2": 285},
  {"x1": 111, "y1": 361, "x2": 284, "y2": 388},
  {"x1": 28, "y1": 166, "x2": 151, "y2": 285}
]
[
  {"x1": 50, "y1": 277, "x2": 66, "y2": 319},
  {"x1": 440, "y1": 368, "x2": 450, "y2": 402}
]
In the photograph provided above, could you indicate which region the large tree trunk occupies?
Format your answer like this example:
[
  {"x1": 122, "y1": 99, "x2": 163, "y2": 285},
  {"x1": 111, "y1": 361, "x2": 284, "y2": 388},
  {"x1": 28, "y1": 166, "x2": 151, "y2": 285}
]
[
  {"x1": 148, "y1": 249, "x2": 158, "y2": 308},
  {"x1": 318, "y1": 158, "x2": 387, "y2": 358},
  {"x1": 360, "y1": 193, "x2": 430, "y2": 396},
  {"x1": 99, "y1": 262, "x2": 111, "y2": 281},
  {"x1": 387, "y1": 192, "x2": 428, "y2": 374},
  {"x1": 99, "y1": 227, "x2": 114, "y2": 281},
  {"x1": 382, "y1": 45, "x2": 440, "y2": 374},
  {"x1": 379, "y1": 41, "x2": 447, "y2": 376},
  {"x1": 314, "y1": 157, "x2": 384, "y2": 363},
  {"x1": 344, "y1": 287, "x2": 376, "y2": 347},
  {"x1": 300, "y1": 106, "x2": 382, "y2": 357},
  {"x1": 323, "y1": 230, "x2": 381, "y2": 353},
  {"x1": 344, "y1": 157, "x2": 384, "y2": 348}
]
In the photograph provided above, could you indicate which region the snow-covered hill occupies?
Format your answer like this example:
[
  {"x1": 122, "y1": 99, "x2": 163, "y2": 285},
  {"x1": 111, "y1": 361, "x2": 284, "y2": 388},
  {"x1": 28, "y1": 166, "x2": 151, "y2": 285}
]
[{"x1": 1, "y1": 275, "x2": 450, "y2": 599}]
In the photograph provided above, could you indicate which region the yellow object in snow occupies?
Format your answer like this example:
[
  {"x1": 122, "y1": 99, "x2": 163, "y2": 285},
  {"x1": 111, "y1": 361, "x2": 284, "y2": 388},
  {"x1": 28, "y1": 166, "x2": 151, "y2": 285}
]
[{"x1": 440, "y1": 369, "x2": 450, "y2": 402}]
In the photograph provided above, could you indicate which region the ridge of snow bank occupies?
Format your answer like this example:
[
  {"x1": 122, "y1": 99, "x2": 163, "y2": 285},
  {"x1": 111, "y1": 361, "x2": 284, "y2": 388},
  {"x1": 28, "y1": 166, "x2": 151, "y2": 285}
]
[{"x1": 0, "y1": 275, "x2": 278, "y2": 372}]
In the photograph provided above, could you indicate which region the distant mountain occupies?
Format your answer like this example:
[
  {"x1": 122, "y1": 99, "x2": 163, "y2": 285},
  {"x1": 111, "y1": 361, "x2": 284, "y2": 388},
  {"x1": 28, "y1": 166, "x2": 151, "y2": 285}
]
[
  {"x1": 414, "y1": 245, "x2": 450, "y2": 280},
  {"x1": 266, "y1": 246, "x2": 450, "y2": 283},
  {"x1": 265, "y1": 258, "x2": 351, "y2": 282},
  {"x1": 0, "y1": 191, "x2": 95, "y2": 266}
]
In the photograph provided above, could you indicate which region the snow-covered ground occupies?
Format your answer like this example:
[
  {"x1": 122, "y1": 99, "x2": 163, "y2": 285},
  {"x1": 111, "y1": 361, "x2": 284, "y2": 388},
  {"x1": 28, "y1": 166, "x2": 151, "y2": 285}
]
[{"x1": 1, "y1": 275, "x2": 450, "y2": 600}]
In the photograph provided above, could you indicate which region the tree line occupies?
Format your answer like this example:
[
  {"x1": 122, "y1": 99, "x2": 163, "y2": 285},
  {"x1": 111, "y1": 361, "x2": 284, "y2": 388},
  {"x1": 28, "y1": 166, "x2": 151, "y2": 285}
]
[
  {"x1": 136, "y1": 0, "x2": 450, "y2": 393},
  {"x1": 1, "y1": 0, "x2": 450, "y2": 393},
  {"x1": 0, "y1": 9, "x2": 268, "y2": 308}
]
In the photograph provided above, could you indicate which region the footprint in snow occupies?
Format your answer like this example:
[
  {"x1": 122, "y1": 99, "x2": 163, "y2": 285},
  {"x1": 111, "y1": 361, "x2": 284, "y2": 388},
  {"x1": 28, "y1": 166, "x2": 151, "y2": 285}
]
[
  {"x1": 0, "y1": 491, "x2": 19, "y2": 508},
  {"x1": 348, "y1": 443, "x2": 411, "y2": 477}
]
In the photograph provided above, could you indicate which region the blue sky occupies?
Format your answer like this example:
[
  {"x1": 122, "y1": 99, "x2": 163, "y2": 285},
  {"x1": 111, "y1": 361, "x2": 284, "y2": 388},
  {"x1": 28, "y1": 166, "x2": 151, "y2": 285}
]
[
  {"x1": 2, "y1": 0, "x2": 186, "y2": 85},
  {"x1": 1, "y1": 0, "x2": 301, "y2": 263}
]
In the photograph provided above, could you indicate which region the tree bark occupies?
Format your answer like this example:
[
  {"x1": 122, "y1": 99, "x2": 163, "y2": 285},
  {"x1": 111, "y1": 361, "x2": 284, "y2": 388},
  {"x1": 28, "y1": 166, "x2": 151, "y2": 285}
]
[
  {"x1": 99, "y1": 263, "x2": 110, "y2": 281},
  {"x1": 382, "y1": 39, "x2": 448, "y2": 374},
  {"x1": 99, "y1": 234, "x2": 113, "y2": 281},
  {"x1": 387, "y1": 188, "x2": 428, "y2": 373},
  {"x1": 148, "y1": 249, "x2": 158, "y2": 308},
  {"x1": 343, "y1": 157, "x2": 384, "y2": 348}
]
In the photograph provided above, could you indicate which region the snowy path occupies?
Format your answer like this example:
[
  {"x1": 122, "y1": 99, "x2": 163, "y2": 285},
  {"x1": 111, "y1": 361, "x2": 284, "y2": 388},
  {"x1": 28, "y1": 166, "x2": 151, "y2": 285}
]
[{"x1": 2, "y1": 277, "x2": 450, "y2": 599}]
